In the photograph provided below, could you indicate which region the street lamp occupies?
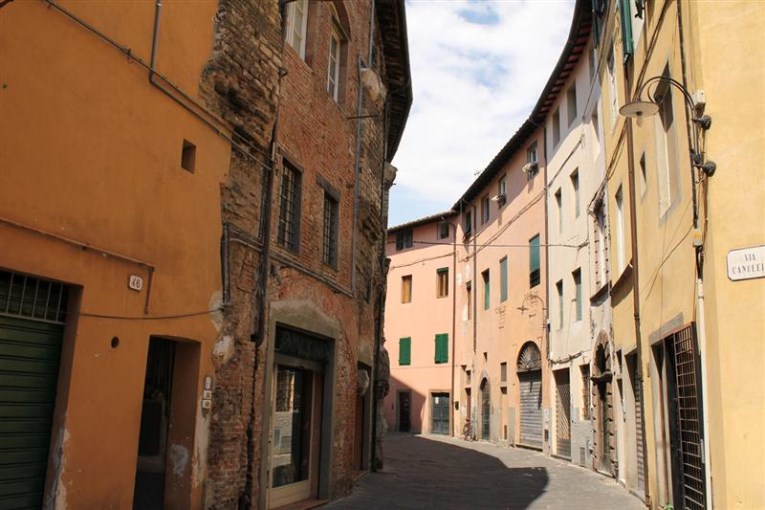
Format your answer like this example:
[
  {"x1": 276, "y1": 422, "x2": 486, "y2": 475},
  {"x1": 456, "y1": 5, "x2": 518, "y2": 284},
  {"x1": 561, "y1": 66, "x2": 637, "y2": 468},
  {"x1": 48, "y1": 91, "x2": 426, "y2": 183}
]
[{"x1": 620, "y1": 75, "x2": 716, "y2": 177}]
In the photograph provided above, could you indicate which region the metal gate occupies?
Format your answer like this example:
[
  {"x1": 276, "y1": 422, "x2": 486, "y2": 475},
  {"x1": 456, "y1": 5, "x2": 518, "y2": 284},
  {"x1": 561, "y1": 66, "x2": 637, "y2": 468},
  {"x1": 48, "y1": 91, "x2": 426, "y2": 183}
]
[
  {"x1": 0, "y1": 270, "x2": 68, "y2": 509},
  {"x1": 480, "y1": 381, "x2": 490, "y2": 440},
  {"x1": 628, "y1": 353, "x2": 646, "y2": 491},
  {"x1": 518, "y1": 371, "x2": 543, "y2": 449},
  {"x1": 670, "y1": 325, "x2": 706, "y2": 510},
  {"x1": 431, "y1": 393, "x2": 450, "y2": 435},
  {"x1": 554, "y1": 369, "x2": 571, "y2": 458}
]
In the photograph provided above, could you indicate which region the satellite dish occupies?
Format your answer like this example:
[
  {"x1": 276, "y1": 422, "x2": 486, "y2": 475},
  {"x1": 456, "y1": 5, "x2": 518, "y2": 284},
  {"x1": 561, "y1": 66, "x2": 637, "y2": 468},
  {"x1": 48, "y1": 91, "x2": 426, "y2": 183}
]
[{"x1": 619, "y1": 100, "x2": 659, "y2": 119}]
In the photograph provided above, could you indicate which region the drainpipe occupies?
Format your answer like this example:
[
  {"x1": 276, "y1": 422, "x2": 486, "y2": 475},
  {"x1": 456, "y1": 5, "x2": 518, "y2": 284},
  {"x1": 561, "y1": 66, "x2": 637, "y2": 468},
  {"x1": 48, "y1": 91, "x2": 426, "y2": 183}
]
[
  {"x1": 623, "y1": 64, "x2": 651, "y2": 507},
  {"x1": 351, "y1": 54, "x2": 365, "y2": 293},
  {"x1": 676, "y1": 2, "x2": 713, "y2": 506},
  {"x1": 450, "y1": 220, "x2": 457, "y2": 436}
]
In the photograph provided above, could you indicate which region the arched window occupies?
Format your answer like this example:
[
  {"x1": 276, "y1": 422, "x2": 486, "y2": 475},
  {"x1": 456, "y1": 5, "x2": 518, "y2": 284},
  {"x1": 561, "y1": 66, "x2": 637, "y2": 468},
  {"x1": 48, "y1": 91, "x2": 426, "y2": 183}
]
[{"x1": 517, "y1": 341, "x2": 542, "y2": 372}]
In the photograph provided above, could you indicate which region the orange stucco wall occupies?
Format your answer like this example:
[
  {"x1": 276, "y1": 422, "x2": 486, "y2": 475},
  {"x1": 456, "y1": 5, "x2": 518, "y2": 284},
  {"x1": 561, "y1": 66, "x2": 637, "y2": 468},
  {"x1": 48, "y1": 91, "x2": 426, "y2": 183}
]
[{"x1": 0, "y1": 1, "x2": 228, "y2": 508}]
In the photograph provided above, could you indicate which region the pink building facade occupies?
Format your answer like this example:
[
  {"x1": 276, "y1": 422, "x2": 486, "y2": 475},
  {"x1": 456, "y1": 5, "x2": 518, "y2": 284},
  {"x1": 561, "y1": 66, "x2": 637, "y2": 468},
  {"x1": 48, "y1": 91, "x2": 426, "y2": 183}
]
[{"x1": 383, "y1": 213, "x2": 457, "y2": 435}]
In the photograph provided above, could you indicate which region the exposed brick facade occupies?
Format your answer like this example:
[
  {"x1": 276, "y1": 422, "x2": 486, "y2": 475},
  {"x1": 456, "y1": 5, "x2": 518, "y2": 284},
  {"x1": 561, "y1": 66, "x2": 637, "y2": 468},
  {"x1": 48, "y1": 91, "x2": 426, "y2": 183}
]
[{"x1": 200, "y1": 1, "x2": 410, "y2": 508}]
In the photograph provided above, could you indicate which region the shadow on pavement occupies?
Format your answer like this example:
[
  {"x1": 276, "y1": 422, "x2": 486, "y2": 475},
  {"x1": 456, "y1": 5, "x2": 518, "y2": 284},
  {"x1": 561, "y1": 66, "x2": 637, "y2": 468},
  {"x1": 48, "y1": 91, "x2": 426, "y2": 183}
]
[{"x1": 326, "y1": 434, "x2": 549, "y2": 509}]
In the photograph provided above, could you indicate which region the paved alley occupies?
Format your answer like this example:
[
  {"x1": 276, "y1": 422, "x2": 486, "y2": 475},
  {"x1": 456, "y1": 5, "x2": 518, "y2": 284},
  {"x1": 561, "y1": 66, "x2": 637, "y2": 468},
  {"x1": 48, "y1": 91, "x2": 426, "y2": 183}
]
[{"x1": 324, "y1": 434, "x2": 646, "y2": 510}]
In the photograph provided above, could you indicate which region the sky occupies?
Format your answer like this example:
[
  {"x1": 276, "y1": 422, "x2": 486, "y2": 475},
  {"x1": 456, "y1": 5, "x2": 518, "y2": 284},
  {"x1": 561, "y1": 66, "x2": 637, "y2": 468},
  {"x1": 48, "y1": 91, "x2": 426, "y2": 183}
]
[{"x1": 388, "y1": 0, "x2": 575, "y2": 227}]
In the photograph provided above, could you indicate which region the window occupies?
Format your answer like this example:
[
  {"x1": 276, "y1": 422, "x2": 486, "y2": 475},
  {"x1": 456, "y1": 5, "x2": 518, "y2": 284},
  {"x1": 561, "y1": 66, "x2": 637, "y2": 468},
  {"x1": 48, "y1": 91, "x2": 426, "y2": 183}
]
[
  {"x1": 619, "y1": 0, "x2": 634, "y2": 62},
  {"x1": 567, "y1": 84, "x2": 578, "y2": 126},
  {"x1": 571, "y1": 170, "x2": 580, "y2": 218},
  {"x1": 552, "y1": 107, "x2": 561, "y2": 147},
  {"x1": 395, "y1": 229, "x2": 413, "y2": 251},
  {"x1": 556, "y1": 280, "x2": 564, "y2": 329},
  {"x1": 573, "y1": 268, "x2": 582, "y2": 321},
  {"x1": 327, "y1": 27, "x2": 341, "y2": 100},
  {"x1": 500, "y1": 362, "x2": 508, "y2": 383},
  {"x1": 464, "y1": 210, "x2": 473, "y2": 237},
  {"x1": 481, "y1": 195, "x2": 490, "y2": 225},
  {"x1": 284, "y1": 0, "x2": 308, "y2": 59},
  {"x1": 589, "y1": 47, "x2": 596, "y2": 78},
  {"x1": 607, "y1": 45, "x2": 618, "y2": 129},
  {"x1": 436, "y1": 268, "x2": 449, "y2": 298},
  {"x1": 655, "y1": 68, "x2": 679, "y2": 217},
  {"x1": 278, "y1": 162, "x2": 302, "y2": 251},
  {"x1": 482, "y1": 270, "x2": 490, "y2": 310},
  {"x1": 527, "y1": 142, "x2": 538, "y2": 165},
  {"x1": 639, "y1": 153, "x2": 647, "y2": 198},
  {"x1": 399, "y1": 337, "x2": 411, "y2": 366},
  {"x1": 434, "y1": 334, "x2": 448, "y2": 364},
  {"x1": 615, "y1": 186, "x2": 626, "y2": 273},
  {"x1": 581, "y1": 364, "x2": 592, "y2": 419},
  {"x1": 499, "y1": 257, "x2": 508, "y2": 302},
  {"x1": 555, "y1": 189, "x2": 563, "y2": 233},
  {"x1": 498, "y1": 176, "x2": 507, "y2": 203},
  {"x1": 526, "y1": 142, "x2": 539, "y2": 179},
  {"x1": 466, "y1": 281, "x2": 472, "y2": 320},
  {"x1": 438, "y1": 222, "x2": 450, "y2": 239},
  {"x1": 529, "y1": 234, "x2": 541, "y2": 287},
  {"x1": 401, "y1": 275, "x2": 412, "y2": 304},
  {"x1": 181, "y1": 140, "x2": 196, "y2": 172},
  {"x1": 322, "y1": 192, "x2": 338, "y2": 267}
]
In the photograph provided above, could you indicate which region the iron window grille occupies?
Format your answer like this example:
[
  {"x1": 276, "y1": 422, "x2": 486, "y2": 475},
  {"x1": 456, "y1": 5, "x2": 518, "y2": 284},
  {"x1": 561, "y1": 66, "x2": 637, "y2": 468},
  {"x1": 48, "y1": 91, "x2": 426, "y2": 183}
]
[
  {"x1": 0, "y1": 270, "x2": 68, "y2": 324},
  {"x1": 322, "y1": 192, "x2": 338, "y2": 267},
  {"x1": 278, "y1": 163, "x2": 302, "y2": 252}
]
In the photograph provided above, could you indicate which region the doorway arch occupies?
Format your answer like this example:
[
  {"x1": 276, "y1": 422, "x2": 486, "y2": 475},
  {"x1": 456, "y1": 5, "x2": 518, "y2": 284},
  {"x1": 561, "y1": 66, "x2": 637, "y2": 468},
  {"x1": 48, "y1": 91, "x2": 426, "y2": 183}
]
[
  {"x1": 591, "y1": 331, "x2": 615, "y2": 475},
  {"x1": 517, "y1": 342, "x2": 543, "y2": 449}
]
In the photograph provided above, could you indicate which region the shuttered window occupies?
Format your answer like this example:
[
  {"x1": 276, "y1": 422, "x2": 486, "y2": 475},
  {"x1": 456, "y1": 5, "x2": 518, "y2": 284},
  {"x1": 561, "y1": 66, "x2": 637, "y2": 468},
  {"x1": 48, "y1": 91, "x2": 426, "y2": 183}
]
[
  {"x1": 529, "y1": 234, "x2": 541, "y2": 287},
  {"x1": 399, "y1": 337, "x2": 411, "y2": 366},
  {"x1": 434, "y1": 334, "x2": 448, "y2": 364},
  {"x1": 482, "y1": 270, "x2": 490, "y2": 310},
  {"x1": 499, "y1": 257, "x2": 508, "y2": 302},
  {"x1": 619, "y1": 0, "x2": 634, "y2": 62}
]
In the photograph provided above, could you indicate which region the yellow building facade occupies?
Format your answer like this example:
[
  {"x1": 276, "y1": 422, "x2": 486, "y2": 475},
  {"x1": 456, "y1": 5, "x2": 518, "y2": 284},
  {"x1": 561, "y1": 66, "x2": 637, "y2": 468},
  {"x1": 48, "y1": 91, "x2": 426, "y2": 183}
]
[{"x1": 598, "y1": 0, "x2": 764, "y2": 508}]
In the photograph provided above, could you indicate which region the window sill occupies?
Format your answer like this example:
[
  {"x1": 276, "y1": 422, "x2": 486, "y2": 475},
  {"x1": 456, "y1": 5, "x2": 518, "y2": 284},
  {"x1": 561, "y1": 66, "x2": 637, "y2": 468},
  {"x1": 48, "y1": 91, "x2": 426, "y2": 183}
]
[
  {"x1": 590, "y1": 282, "x2": 609, "y2": 303},
  {"x1": 609, "y1": 261, "x2": 633, "y2": 296}
]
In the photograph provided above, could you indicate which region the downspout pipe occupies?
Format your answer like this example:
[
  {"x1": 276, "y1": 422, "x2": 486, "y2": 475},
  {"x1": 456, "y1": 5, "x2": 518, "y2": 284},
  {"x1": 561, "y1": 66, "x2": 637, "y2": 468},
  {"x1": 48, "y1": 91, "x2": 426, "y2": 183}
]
[
  {"x1": 676, "y1": 2, "x2": 713, "y2": 506},
  {"x1": 450, "y1": 220, "x2": 457, "y2": 436},
  {"x1": 351, "y1": 54, "x2": 365, "y2": 293},
  {"x1": 623, "y1": 68, "x2": 651, "y2": 507}
]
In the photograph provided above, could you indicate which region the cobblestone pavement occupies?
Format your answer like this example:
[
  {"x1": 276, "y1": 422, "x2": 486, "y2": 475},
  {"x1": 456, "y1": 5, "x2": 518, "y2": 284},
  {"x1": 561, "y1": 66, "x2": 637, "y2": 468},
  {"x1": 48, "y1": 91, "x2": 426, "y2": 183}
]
[{"x1": 324, "y1": 434, "x2": 646, "y2": 510}]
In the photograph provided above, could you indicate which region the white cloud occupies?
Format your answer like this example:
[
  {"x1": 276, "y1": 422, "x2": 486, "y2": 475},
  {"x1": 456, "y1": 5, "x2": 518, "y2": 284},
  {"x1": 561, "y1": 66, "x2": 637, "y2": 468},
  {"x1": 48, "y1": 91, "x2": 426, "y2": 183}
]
[{"x1": 389, "y1": 0, "x2": 575, "y2": 227}]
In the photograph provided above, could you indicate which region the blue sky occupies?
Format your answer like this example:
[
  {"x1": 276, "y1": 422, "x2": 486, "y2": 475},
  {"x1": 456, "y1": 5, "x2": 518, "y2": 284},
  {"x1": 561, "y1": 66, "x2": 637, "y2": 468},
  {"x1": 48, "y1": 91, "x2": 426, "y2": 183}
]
[{"x1": 388, "y1": 0, "x2": 575, "y2": 227}]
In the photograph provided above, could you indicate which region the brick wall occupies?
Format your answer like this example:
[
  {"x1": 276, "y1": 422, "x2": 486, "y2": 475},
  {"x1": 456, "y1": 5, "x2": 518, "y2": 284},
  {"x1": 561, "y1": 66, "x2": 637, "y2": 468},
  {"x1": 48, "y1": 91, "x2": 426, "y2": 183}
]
[
  {"x1": 199, "y1": 0, "x2": 395, "y2": 507},
  {"x1": 198, "y1": 0, "x2": 281, "y2": 508}
]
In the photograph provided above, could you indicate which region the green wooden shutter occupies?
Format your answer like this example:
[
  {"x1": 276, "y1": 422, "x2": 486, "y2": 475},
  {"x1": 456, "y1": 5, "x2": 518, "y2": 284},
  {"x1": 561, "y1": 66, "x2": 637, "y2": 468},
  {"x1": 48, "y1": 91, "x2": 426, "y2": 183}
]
[
  {"x1": 619, "y1": 0, "x2": 634, "y2": 62},
  {"x1": 399, "y1": 337, "x2": 411, "y2": 366},
  {"x1": 434, "y1": 334, "x2": 448, "y2": 364},
  {"x1": 483, "y1": 270, "x2": 490, "y2": 310},
  {"x1": 500, "y1": 257, "x2": 508, "y2": 302},
  {"x1": 529, "y1": 235, "x2": 541, "y2": 287}
]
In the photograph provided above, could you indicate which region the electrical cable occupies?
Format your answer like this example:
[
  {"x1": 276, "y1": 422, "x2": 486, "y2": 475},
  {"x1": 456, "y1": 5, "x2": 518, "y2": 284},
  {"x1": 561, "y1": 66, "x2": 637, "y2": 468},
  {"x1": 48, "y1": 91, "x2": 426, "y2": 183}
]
[{"x1": 79, "y1": 307, "x2": 223, "y2": 321}]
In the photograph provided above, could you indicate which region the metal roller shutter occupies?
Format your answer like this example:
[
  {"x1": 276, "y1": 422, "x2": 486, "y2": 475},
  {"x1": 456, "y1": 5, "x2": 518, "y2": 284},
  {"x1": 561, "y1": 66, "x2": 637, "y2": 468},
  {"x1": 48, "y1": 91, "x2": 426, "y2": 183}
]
[
  {"x1": 0, "y1": 316, "x2": 64, "y2": 509},
  {"x1": 555, "y1": 370, "x2": 571, "y2": 458},
  {"x1": 518, "y1": 371, "x2": 543, "y2": 449}
]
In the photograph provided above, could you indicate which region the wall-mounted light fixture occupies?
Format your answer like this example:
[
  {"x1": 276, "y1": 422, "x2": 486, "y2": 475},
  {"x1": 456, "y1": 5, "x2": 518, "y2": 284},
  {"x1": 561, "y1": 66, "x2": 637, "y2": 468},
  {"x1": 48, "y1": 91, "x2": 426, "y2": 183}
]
[{"x1": 620, "y1": 75, "x2": 716, "y2": 176}]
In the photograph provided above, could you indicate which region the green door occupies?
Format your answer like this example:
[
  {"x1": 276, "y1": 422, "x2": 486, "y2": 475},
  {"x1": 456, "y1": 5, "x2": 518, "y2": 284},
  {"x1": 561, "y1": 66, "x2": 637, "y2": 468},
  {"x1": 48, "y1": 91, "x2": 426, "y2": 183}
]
[{"x1": 0, "y1": 316, "x2": 64, "y2": 509}]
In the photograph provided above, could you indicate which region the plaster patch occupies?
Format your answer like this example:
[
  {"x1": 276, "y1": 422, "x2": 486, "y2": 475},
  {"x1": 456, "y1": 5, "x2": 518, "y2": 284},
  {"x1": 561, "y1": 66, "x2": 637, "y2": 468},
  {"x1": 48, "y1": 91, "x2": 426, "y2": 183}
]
[
  {"x1": 49, "y1": 426, "x2": 70, "y2": 510},
  {"x1": 212, "y1": 335, "x2": 235, "y2": 366},
  {"x1": 208, "y1": 291, "x2": 224, "y2": 332},
  {"x1": 170, "y1": 444, "x2": 189, "y2": 478}
]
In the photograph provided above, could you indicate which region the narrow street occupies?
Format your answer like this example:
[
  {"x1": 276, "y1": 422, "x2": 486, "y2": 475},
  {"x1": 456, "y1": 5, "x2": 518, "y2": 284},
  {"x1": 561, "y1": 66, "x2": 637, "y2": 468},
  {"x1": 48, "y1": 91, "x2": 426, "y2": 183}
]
[{"x1": 325, "y1": 434, "x2": 645, "y2": 510}]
